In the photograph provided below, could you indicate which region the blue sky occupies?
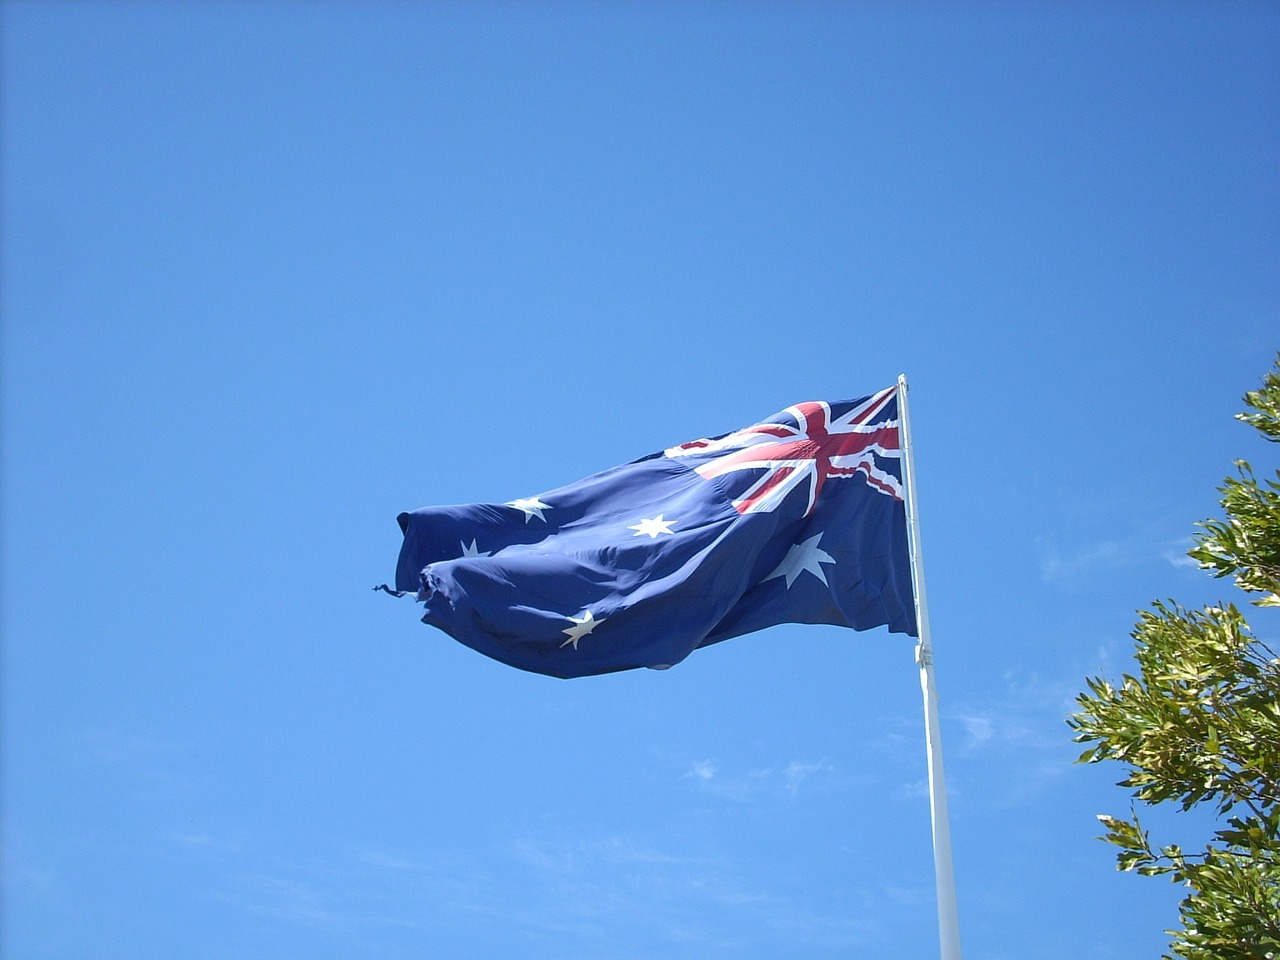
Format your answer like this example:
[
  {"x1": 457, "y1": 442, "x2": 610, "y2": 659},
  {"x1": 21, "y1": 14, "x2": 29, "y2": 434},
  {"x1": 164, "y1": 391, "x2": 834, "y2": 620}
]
[{"x1": 2, "y1": 2, "x2": 1277, "y2": 957}]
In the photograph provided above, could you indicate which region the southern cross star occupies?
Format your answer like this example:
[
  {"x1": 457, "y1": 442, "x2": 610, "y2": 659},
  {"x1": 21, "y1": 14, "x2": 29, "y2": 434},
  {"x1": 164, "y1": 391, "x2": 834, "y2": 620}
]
[
  {"x1": 460, "y1": 539, "x2": 489, "y2": 558},
  {"x1": 764, "y1": 533, "x2": 836, "y2": 589},
  {"x1": 507, "y1": 496, "x2": 550, "y2": 522},
  {"x1": 560, "y1": 610, "x2": 604, "y2": 649},
  {"x1": 628, "y1": 514, "x2": 677, "y2": 539}
]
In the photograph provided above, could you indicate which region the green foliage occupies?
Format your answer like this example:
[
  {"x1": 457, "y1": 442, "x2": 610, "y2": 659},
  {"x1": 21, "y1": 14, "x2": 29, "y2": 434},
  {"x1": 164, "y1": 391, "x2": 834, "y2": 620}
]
[
  {"x1": 1240, "y1": 365, "x2": 1280, "y2": 444},
  {"x1": 1189, "y1": 462, "x2": 1280, "y2": 608},
  {"x1": 1070, "y1": 358, "x2": 1280, "y2": 960}
]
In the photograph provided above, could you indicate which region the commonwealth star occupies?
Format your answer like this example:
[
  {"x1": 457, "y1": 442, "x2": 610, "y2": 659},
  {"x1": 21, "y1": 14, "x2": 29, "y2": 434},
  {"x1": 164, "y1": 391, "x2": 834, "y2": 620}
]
[
  {"x1": 507, "y1": 496, "x2": 550, "y2": 523},
  {"x1": 560, "y1": 610, "x2": 604, "y2": 649},
  {"x1": 628, "y1": 514, "x2": 677, "y2": 539},
  {"x1": 460, "y1": 539, "x2": 490, "y2": 558},
  {"x1": 764, "y1": 534, "x2": 836, "y2": 589}
]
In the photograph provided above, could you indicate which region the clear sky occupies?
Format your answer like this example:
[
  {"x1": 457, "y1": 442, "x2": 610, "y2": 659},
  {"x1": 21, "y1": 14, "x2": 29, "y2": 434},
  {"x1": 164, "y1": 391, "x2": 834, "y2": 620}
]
[{"x1": 2, "y1": 2, "x2": 1277, "y2": 958}]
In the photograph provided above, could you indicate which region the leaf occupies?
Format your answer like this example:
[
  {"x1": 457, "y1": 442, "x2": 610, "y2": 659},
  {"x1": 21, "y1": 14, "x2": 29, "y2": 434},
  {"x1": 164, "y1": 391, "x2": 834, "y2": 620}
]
[{"x1": 1070, "y1": 356, "x2": 1280, "y2": 960}]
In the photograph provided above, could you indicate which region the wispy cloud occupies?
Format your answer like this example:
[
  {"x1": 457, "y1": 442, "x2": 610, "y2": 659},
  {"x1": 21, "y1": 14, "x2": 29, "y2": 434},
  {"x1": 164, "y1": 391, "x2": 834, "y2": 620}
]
[
  {"x1": 1037, "y1": 537, "x2": 1126, "y2": 583},
  {"x1": 681, "y1": 757, "x2": 836, "y2": 800},
  {"x1": 943, "y1": 662, "x2": 1118, "y2": 805},
  {"x1": 782, "y1": 759, "x2": 835, "y2": 795},
  {"x1": 1163, "y1": 543, "x2": 1200, "y2": 569},
  {"x1": 958, "y1": 715, "x2": 995, "y2": 749},
  {"x1": 514, "y1": 836, "x2": 703, "y2": 872},
  {"x1": 1038, "y1": 531, "x2": 1206, "y2": 584},
  {"x1": 684, "y1": 759, "x2": 716, "y2": 782},
  {"x1": 153, "y1": 817, "x2": 910, "y2": 956},
  {"x1": 169, "y1": 831, "x2": 476, "y2": 937},
  {"x1": 501, "y1": 831, "x2": 881, "y2": 954}
]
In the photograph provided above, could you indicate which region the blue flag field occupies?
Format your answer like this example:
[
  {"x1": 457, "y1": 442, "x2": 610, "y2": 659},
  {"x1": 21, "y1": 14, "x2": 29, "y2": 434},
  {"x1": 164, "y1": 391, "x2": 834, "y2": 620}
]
[{"x1": 392, "y1": 385, "x2": 917, "y2": 678}]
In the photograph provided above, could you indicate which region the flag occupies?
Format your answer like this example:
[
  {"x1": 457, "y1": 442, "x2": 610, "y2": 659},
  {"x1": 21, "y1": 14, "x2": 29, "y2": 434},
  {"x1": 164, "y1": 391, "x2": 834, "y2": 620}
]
[{"x1": 391, "y1": 384, "x2": 917, "y2": 678}]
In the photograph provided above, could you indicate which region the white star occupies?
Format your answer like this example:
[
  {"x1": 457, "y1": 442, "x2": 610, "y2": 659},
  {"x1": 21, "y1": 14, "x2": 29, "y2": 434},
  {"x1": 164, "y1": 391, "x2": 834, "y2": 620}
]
[
  {"x1": 628, "y1": 514, "x2": 677, "y2": 539},
  {"x1": 560, "y1": 610, "x2": 605, "y2": 649},
  {"x1": 507, "y1": 496, "x2": 550, "y2": 522},
  {"x1": 460, "y1": 539, "x2": 489, "y2": 558},
  {"x1": 764, "y1": 534, "x2": 836, "y2": 589}
]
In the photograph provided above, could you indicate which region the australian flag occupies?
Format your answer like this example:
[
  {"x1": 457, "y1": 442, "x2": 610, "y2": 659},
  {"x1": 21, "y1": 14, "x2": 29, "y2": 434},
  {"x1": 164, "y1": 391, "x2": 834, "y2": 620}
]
[{"x1": 392, "y1": 385, "x2": 918, "y2": 679}]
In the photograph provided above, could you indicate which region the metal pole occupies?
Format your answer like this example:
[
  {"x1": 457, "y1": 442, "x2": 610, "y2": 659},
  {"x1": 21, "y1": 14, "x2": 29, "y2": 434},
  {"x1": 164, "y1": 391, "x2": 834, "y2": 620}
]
[{"x1": 897, "y1": 373, "x2": 963, "y2": 960}]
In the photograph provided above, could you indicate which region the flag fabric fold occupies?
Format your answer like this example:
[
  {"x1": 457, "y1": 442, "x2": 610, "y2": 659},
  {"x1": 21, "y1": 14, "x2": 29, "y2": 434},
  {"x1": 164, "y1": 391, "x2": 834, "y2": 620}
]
[{"x1": 393, "y1": 385, "x2": 917, "y2": 678}]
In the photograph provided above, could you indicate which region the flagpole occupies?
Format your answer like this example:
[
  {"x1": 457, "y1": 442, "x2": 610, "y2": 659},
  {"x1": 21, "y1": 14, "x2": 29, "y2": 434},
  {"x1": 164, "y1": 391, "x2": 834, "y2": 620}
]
[{"x1": 897, "y1": 374, "x2": 963, "y2": 960}]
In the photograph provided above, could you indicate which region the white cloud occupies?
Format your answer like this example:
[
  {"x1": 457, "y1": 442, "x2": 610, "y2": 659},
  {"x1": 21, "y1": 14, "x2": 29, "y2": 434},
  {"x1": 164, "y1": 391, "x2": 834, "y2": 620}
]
[
  {"x1": 1163, "y1": 549, "x2": 1200, "y2": 569},
  {"x1": 500, "y1": 831, "x2": 880, "y2": 953},
  {"x1": 684, "y1": 760, "x2": 716, "y2": 781},
  {"x1": 681, "y1": 757, "x2": 835, "y2": 800},
  {"x1": 782, "y1": 759, "x2": 835, "y2": 795},
  {"x1": 959, "y1": 715, "x2": 995, "y2": 749},
  {"x1": 1038, "y1": 538, "x2": 1125, "y2": 583},
  {"x1": 1038, "y1": 529, "x2": 1208, "y2": 585}
]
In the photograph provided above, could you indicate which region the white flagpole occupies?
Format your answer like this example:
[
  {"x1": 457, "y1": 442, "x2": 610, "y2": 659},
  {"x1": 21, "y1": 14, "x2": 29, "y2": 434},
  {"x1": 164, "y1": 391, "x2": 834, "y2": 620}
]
[{"x1": 896, "y1": 374, "x2": 963, "y2": 960}]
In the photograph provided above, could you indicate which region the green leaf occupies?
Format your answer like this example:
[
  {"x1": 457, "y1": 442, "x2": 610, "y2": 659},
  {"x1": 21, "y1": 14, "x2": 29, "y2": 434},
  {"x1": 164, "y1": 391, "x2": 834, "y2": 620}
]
[{"x1": 1070, "y1": 356, "x2": 1280, "y2": 960}]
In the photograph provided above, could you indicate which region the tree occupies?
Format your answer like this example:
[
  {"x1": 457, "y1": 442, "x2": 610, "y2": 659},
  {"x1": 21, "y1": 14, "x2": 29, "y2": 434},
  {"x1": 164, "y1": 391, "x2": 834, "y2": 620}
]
[{"x1": 1069, "y1": 359, "x2": 1280, "y2": 960}]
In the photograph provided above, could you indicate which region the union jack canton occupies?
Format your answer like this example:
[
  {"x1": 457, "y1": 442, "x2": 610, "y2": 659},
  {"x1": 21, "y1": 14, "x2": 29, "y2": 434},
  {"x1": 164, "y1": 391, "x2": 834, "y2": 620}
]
[{"x1": 392, "y1": 385, "x2": 917, "y2": 679}]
